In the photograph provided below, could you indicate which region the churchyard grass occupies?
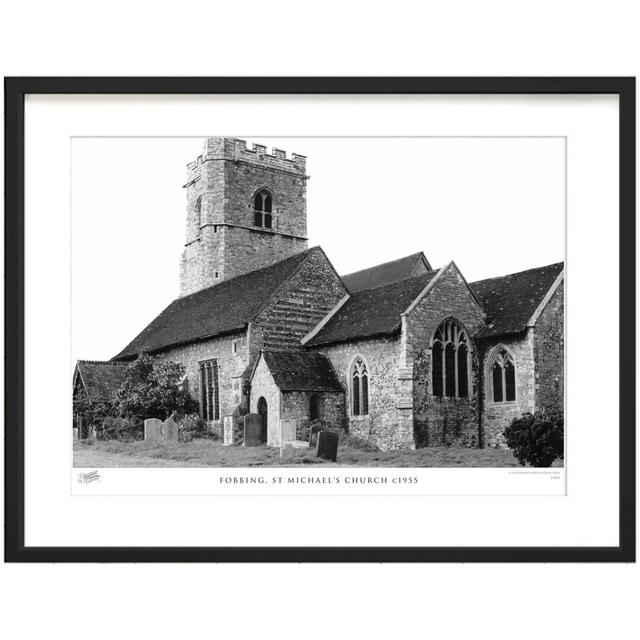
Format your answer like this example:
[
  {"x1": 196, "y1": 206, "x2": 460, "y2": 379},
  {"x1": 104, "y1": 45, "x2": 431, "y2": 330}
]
[{"x1": 73, "y1": 438, "x2": 539, "y2": 468}]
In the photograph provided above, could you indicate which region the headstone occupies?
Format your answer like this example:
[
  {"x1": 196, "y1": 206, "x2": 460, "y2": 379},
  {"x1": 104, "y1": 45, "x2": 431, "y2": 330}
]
[
  {"x1": 144, "y1": 418, "x2": 163, "y2": 441},
  {"x1": 309, "y1": 423, "x2": 325, "y2": 447},
  {"x1": 73, "y1": 428, "x2": 79, "y2": 441},
  {"x1": 161, "y1": 415, "x2": 179, "y2": 441},
  {"x1": 243, "y1": 413, "x2": 262, "y2": 446},
  {"x1": 223, "y1": 416, "x2": 235, "y2": 446},
  {"x1": 316, "y1": 430, "x2": 338, "y2": 462},
  {"x1": 280, "y1": 442, "x2": 294, "y2": 460},
  {"x1": 280, "y1": 419, "x2": 297, "y2": 447}
]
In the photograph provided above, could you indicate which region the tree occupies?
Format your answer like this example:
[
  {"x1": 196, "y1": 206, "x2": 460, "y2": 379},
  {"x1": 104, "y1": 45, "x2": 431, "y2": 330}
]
[
  {"x1": 115, "y1": 353, "x2": 197, "y2": 421},
  {"x1": 503, "y1": 411, "x2": 564, "y2": 467}
]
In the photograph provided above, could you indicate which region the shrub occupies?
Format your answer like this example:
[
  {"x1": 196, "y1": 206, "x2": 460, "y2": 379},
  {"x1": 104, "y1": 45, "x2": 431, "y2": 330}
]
[
  {"x1": 115, "y1": 353, "x2": 198, "y2": 422},
  {"x1": 177, "y1": 413, "x2": 207, "y2": 443},
  {"x1": 98, "y1": 416, "x2": 144, "y2": 442},
  {"x1": 503, "y1": 411, "x2": 564, "y2": 467}
]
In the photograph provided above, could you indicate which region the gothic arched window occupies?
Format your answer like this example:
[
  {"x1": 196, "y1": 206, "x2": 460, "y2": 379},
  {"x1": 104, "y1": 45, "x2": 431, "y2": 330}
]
[
  {"x1": 431, "y1": 318, "x2": 471, "y2": 398},
  {"x1": 253, "y1": 189, "x2": 273, "y2": 229},
  {"x1": 488, "y1": 347, "x2": 516, "y2": 403},
  {"x1": 351, "y1": 357, "x2": 369, "y2": 416}
]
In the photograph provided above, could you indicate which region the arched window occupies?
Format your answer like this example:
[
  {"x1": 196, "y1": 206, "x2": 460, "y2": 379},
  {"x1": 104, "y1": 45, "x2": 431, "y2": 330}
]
[
  {"x1": 253, "y1": 189, "x2": 273, "y2": 228},
  {"x1": 431, "y1": 318, "x2": 471, "y2": 398},
  {"x1": 351, "y1": 357, "x2": 369, "y2": 416},
  {"x1": 194, "y1": 195, "x2": 202, "y2": 230},
  {"x1": 488, "y1": 347, "x2": 516, "y2": 403}
]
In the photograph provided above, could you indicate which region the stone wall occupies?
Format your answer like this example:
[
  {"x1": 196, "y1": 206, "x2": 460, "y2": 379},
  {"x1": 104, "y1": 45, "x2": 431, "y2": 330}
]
[
  {"x1": 315, "y1": 336, "x2": 413, "y2": 450},
  {"x1": 155, "y1": 330, "x2": 249, "y2": 436},
  {"x1": 281, "y1": 390, "x2": 346, "y2": 442},
  {"x1": 252, "y1": 248, "x2": 347, "y2": 354},
  {"x1": 477, "y1": 332, "x2": 535, "y2": 447},
  {"x1": 533, "y1": 281, "x2": 564, "y2": 414},
  {"x1": 179, "y1": 137, "x2": 309, "y2": 296},
  {"x1": 249, "y1": 356, "x2": 282, "y2": 447},
  {"x1": 406, "y1": 264, "x2": 486, "y2": 447}
]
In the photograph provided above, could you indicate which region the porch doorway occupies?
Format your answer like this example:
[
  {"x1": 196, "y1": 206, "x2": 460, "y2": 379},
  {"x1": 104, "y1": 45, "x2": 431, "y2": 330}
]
[{"x1": 257, "y1": 397, "x2": 268, "y2": 443}]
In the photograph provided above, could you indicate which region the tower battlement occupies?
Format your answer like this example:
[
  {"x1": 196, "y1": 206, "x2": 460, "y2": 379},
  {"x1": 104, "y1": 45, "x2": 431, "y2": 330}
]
[{"x1": 185, "y1": 138, "x2": 307, "y2": 185}]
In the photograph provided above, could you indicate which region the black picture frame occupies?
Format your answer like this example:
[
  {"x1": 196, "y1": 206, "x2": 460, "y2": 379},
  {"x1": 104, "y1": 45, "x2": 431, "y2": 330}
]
[{"x1": 4, "y1": 77, "x2": 635, "y2": 563}]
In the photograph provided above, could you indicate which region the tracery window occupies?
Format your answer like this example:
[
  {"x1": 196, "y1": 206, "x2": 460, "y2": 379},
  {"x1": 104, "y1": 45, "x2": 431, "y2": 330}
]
[
  {"x1": 488, "y1": 347, "x2": 516, "y2": 403},
  {"x1": 253, "y1": 189, "x2": 273, "y2": 229},
  {"x1": 351, "y1": 357, "x2": 369, "y2": 416},
  {"x1": 431, "y1": 318, "x2": 470, "y2": 398},
  {"x1": 199, "y1": 359, "x2": 220, "y2": 421}
]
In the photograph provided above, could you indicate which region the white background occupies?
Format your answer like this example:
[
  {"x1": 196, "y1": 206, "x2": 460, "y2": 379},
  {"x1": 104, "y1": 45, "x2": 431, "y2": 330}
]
[{"x1": 1, "y1": 2, "x2": 638, "y2": 640}]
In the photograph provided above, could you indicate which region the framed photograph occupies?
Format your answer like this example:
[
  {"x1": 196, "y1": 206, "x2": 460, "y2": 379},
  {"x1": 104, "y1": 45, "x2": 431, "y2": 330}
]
[{"x1": 5, "y1": 77, "x2": 635, "y2": 562}]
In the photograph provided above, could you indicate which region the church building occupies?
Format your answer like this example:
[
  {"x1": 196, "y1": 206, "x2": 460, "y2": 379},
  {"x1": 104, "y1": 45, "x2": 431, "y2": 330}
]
[{"x1": 74, "y1": 138, "x2": 564, "y2": 450}]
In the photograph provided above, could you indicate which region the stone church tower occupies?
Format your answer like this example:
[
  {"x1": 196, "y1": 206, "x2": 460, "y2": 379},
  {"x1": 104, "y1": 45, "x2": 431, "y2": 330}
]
[{"x1": 179, "y1": 137, "x2": 309, "y2": 296}]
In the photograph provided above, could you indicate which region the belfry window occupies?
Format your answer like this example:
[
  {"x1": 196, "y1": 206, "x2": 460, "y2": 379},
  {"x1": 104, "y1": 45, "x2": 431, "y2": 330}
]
[
  {"x1": 199, "y1": 360, "x2": 220, "y2": 421},
  {"x1": 431, "y1": 318, "x2": 471, "y2": 398},
  {"x1": 488, "y1": 347, "x2": 516, "y2": 403},
  {"x1": 351, "y1": 357, "x2": 369, "y2": 416},
  {"x1": 253, "y1": 189, "x2": 273, "y2": 229},
  {"x1": 195, "y1": 195, "x2": 202, "y2": 230}
]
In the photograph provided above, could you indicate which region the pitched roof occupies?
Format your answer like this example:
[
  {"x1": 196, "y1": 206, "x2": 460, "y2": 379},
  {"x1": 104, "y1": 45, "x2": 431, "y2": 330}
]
[
  {"x1": 114, "y1": 248, "x2": 317, "y2": 360},
  {"x1": 341, "y1": 252, "x2": 431, "y2": 292},
  {"x1": 471, "y1": 262, "x2": 564, "y2": 338},
  {"x1": 306, "y1": 269, "x2": 440, "y2": 346},
  {"x1": 75, "y1": 360, "x2": 128, "y2": 403},
  {"x1": 258, "y1": 351, "x2": 344, "y2": 392}
]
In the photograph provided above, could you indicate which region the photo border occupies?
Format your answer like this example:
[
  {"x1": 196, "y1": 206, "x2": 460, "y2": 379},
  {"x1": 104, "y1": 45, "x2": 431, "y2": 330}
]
[{"x1": 4, "y1": 77, "x2": 635, "y2": 562}]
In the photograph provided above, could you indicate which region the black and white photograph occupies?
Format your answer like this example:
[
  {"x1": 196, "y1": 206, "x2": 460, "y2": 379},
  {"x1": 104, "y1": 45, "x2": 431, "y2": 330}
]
[{"x1": 71, "y1": 135, "x2": 565, "y2": 470}]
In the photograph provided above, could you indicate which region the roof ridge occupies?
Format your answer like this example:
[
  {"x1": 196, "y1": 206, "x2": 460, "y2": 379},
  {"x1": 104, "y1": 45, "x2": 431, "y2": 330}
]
[
  {"x1": 471, "y1": 261, "x2": 564, "y2": 285},
  {"x1": 341, "y1": 251, "x2": 425, "y2": 279},
  {"x1": 350, "y1": 267, "x2": 441, "y2": 294}
]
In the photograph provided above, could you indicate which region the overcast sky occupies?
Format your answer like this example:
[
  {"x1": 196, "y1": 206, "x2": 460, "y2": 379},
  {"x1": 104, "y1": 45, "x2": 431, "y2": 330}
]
[{"x1": 71, "y1": 136, "x2": 565, "y2": 363}]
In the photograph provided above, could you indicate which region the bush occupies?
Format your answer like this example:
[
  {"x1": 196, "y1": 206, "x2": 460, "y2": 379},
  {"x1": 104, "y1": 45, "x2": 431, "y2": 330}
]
[
  {"x1": 503, "y1": 411, "x2": 564, "y2": 467},
  {"x1": 97, "y1": 416, "x2": 144, "y2": 442},
  {"x1": 115, "y1": 353, "x2": 197, "y2": 423},
  {"x1": 176, "y1": 413, "x2": 207, "y2": 443}
]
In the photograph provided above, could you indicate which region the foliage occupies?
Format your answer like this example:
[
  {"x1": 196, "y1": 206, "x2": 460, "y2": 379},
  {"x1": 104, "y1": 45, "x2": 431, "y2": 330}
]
[
  {"x1": 73, "y1": 397, "x2": 114, "y2": 437},
  {"x1": 176, "y1": 413, "x2": 207, "y2": 443},
  {"x1": 97, "y1": 416, "x2": 144, "y2": 441},
  {"x1": 503, "y1": 411, "x2": 564, "y2": 467},
  {"x1": 115, "y1": 353, "x2": 197, "y2": 422}
]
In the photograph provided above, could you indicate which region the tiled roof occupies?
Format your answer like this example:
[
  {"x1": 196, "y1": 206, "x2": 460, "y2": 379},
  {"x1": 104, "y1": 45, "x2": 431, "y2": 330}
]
[
  {"x1": 306, "y1": 270, "x2": 440, "y2": 346},
  {"x1": 260, "y1": 351, "x2": 344, "y2": 392},
  {"x1": 471, "y1": 262, "x2": 564, "y2": 338},
  {"x1": 75, "y1": 360, "x2": 129, "y2": 403},
  {"x1": 341, "y1": 252, "x2": 431, "y2": 292},
  {"x1": 114, "y1": 248, "x2": 317, "y2": 359}
]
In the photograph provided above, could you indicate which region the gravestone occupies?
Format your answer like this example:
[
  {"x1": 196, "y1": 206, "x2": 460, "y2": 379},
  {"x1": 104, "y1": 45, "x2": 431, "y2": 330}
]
[
  {"x1": 280, "y1": 442, "x2": 294, "y2": 460},
  {"x1": 243, "y1": 413, "x2": 262, "y2": 446},
  {"x1": 73, "y1": 428, "x2": 79, "y2": 441},
  {"x1": 309, "y1": 423, "x2": 325, "y2": 447},
  {"x1": 144, "y1": 418, "x2": 163, "y2": 441},
  {"x1": 223, "y1": 416, "x2": 235, "y2": 446},
  {"x1": 280, "y1": 419, "x2": 297, "y2": 447},
  {"x1": 316, "y1": 430, "x2": 338, "y2": 462},
  {"x1": 161, "y1": 415, "x2": 179, "y2": 441}
]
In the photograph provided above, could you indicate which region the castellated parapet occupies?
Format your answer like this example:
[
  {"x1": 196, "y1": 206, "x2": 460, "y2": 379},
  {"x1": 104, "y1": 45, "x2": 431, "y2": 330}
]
[{"x1": 179, "y1": 137, "x2": 309, "y2": 297}]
